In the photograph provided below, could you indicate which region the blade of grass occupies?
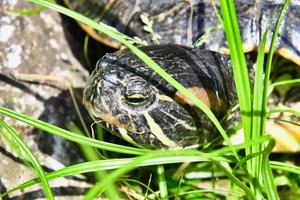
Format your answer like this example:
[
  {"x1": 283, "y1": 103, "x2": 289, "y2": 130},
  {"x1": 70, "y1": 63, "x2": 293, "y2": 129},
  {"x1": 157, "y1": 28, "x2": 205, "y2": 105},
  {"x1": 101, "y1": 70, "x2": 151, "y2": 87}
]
[
  {"x1": 0, "y1": 106, "x2": 149, "y2": 155},
  {"x1": 67, "y1": 81, "x2": 91, "y2": 137},
  {"x1": 261, "y1": 139, "x2": 279, "y2": 200},
  {"x1": 6, "y1": 6, "x2": 46, "y2": 15},
  {"x1": 270, "y1": 78, "x2": 300, "y2": 88},
  {"x1": 120, "y1": 178, "x2": 158, "y2": 199},
  {"x1": 218, "y1": 162, "x2": 255, "y2": 199},
  {"x1": 0, "y1": 122, "x2": 24, "y2": 162},
  {"x1": 219, "y1": 0, "x2": 251, "y2": 166},
  {"x1": 270, "y1": 161, "x2": 300, "y2": 175},
  {"x1": 251, "y1": 19, "x2": 270, "y2": 193},
  {"x1": 66, "y1": 121, "x2": 102, "y2": 177},
  {"x1": 0, "y1": 120, "x2": 54, "y2": 200},
  {"x1": 3, "y1": 136, "x2": 275, "y2": 199},
  {"x1": 218, "y1": 0, "x2": 255, "y2": 195},
  {"x1": 192, "y1": 0, "x2": 224, "y2": 49},
  {"x1": 3, "y1": 128, "x2": 272, "y2": 198},
  {"x1": 67, "y1": 122, "x2": 120, "y2": 200},
  {"x1": 176, "y1": 189, "x2": 244, "y2": 199},
  {"x1": 267, "y1": 108, "x2": 300, "y2": 118},
  {"x1": 272, "y1": 118, "x2": 300, "y2": 127},
  {"x1": 259, "y1": 1, "x2": 291, "y2": 198},
  {"x1": 261, "y1": 0, "x2": 291, "y2": 140},
  {"x1": 211, "y1": 135, "x2": 272, "y2": 156},
  {"x1": 27, "y1": 0, "x2": 239, "y2": 160},
  {"x1": 83, "y1": 35, "x2": 92, "y2": 69},
  {"x1": 144, "y1": 175, "x2": 155, "y2": 199},
  {"x1": 219, "y1": 0, "x2": 252, "y2": 136},
  {"x1": 83, "y1": 150, "x2": 242, "y2": 200},
  {"x1": 1, "y1": 150, "x2": 232, "y2": 198},
  {"x1": 157, "y1": 165, "x2": 168, "y2": 200}
]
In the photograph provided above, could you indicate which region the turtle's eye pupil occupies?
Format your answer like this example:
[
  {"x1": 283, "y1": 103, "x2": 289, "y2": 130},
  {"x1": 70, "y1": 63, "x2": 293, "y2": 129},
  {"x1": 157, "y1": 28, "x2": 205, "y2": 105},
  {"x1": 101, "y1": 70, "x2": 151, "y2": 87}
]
[{"x1": 125, "y1": 93, "x2": 148, "y2": 104}]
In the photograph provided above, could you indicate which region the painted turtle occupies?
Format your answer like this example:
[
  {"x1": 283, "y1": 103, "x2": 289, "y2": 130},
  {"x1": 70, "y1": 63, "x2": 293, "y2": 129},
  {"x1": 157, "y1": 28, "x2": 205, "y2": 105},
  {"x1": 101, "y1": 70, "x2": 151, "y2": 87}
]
[
  {"x1": 81, "y1": 1, "x2": 300, "y2": 151},
  {"x1": 84, "y1": 45, "x2": 235, "y2": 149}
]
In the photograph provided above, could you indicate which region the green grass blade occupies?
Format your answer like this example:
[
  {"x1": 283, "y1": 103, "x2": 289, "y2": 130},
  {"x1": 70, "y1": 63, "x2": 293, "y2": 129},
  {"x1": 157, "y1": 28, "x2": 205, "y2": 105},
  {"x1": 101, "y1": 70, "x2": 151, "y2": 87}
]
[
  {"x1": 0, "y1": 120, "x2": 54, "y2": 200},
  {"x1": 218, "y1": 162, "x2": 255, "y2": 199},
  {"x1": 211, "y1": 135, "x2": 272, "y2": 156},
  {"x1": 6, "y1": 6, "x2": 46, "y2": 15},
  {"x1": 0, "y1": 123, "x2": 25, "y2": 162},
  {"x1": 83, "y1": 35, "x2": 92, "y2": 69},
  {"x1": 2, "y1": 131, "x2": 272, "y2": 198},
  {"x1": 67, "y1": 122, "x2": 120, "y2": 199},
  {"x1": 252, "y1": 28, "x2": 269, "y2": 143},
  {"x1": 270, "y1": 161, "x2": 300, "y2": 175},
  {"x1": 67, "y1": 83, "x2": 91, "y2": 137},
  {"x1": 261, "y1": 139, "x2": 279, "y2": 200},
  {"x1": 67, "y1": 122, "x2": 102, "y2": 177},
  {"x1": 83, "y1": 150, "x2": 238, "y2": 200},
  {"x1": 27, "y1": 0, "x2": 238, "y2": 159},
  {"x1": 251, "y1": 19, "x2": 270, "y2": 192},
  {"x1": 1, "y1": 150, "x2": 233, "y2": 198},
  {"x1": 219, "y1": 0, "x2": 252, "y2": 136},
  {"x1": 83, "y1": 151, "x2": 232, "y2": 199},
  {"x1": 157, "y1": 165, "x2": 168, "y2": 200},
  {"x1": 218, "y1": 0, "x2": 255, "y2": 195},
  {"x1": 0, "y1": 106, "x2": 149, "y2": 155},
  {"x1": 270, "y1": 78, "x2": 300, "y2": 88},
  {"x1": 219, "y1": 0, "x2": 251, "y2": 161},
  {"x1": 259, "y1": 1, "x2": 291, "y2": 198},
  {"x1": 274, "y1": 118, "x2": 300, "y2": 127},
  {"x1": 268, "y1": 108, "x2": 300, "y2": 118},
  {"x1": 261, "y1": 0, "x2": 291, "y2": 135}
]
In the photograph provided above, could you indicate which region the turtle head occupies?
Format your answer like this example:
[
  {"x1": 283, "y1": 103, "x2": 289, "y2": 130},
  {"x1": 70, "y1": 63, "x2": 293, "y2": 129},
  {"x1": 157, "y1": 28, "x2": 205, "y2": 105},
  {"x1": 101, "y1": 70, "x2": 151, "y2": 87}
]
[{"x1": 83, "y1": 51, "x2": 199, "y2": 149}]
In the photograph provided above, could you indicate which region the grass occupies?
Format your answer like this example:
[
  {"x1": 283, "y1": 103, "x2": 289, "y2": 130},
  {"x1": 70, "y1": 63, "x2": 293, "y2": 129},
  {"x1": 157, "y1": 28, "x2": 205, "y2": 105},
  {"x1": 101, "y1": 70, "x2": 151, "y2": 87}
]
[
  {"x1": 0, "y1": 0, "x2": 299, "y2": 199},
  {"x1": 0, "y1": 120, "x2": 53, "y2": 200}
]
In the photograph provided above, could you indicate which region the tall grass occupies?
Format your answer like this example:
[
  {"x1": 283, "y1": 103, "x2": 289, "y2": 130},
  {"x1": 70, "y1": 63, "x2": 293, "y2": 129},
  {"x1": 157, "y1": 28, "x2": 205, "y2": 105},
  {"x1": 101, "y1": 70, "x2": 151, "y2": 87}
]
[
  {"x1": 0, "y1": 0, "x2": 299, "y2": 199},
  {"x1": 219, "y1": 0, "x2": 291, "y2": 199},
  {"x1": 0, "y1": 120, "x2": 53, "y2": 200}
]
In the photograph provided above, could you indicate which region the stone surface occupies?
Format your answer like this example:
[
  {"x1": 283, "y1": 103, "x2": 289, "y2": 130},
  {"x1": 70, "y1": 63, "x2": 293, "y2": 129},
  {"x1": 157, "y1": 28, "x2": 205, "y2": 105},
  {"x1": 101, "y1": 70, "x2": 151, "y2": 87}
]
[{"x1": 0, "y1": 0, "x2": 92, "y2": 199}]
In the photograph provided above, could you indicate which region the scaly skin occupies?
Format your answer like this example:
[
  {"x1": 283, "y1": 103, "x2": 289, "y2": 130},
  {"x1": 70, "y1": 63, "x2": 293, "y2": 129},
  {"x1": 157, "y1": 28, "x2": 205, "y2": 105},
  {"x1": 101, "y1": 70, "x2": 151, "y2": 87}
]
[{"x1": 84, "y1": 45, "x2": 236, "y2": 149}]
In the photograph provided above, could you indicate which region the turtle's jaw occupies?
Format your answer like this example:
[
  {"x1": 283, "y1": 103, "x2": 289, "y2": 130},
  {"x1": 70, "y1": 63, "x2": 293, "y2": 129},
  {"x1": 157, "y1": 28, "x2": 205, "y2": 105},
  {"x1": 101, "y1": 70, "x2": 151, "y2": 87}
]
[
  {"x1": 83, "y1": 85, "x2": 201, "y2": 149},
  {"x1": 85, "y1": 100, "x2": 200, "y2": 149},
  {"x1": 114, "y1": 128, "x2": 200, "y2": 150},
  {"x1": 108, "y1": 123, "x2": 184, "y2": 149}
]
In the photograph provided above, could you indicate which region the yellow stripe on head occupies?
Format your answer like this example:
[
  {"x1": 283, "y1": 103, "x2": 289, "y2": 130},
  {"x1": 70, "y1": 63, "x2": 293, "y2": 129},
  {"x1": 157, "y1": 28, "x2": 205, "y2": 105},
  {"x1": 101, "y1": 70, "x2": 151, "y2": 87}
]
[{"x1": 143, "y1": 112, "x2": 181, "y2": 149}]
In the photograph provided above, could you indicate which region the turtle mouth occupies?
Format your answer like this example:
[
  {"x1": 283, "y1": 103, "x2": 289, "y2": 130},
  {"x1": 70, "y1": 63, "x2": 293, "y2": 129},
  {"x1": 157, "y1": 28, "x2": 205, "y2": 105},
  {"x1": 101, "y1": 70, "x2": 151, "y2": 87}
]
[{"x1": 85, "y1": 99, "x2": 200, "y2": 149}]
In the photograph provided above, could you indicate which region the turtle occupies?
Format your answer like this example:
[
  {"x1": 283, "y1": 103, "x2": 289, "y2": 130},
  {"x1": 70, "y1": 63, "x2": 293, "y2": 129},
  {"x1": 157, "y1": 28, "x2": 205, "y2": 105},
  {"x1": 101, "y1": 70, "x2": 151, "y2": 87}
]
[
  {"x1": 80, "y1": 1, "x2": 300, "y2": 150},
  {"x1": 84, "y1": 45, "x2": 237, "y2": 149}
]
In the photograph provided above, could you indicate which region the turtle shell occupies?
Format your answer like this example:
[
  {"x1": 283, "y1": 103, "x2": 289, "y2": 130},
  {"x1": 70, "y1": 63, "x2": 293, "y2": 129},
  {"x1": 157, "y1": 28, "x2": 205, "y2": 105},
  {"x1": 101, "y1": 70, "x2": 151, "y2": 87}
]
[{"x1": 65, "y1": 0, "x2": 300, "y2": 65}]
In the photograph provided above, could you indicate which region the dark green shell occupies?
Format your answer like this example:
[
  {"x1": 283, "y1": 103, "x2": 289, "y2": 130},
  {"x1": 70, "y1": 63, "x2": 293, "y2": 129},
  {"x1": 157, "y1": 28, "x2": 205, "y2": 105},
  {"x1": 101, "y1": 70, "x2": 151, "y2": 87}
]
[{"x1": 66, "y1": 0, "x2": 300, "y2": 64}]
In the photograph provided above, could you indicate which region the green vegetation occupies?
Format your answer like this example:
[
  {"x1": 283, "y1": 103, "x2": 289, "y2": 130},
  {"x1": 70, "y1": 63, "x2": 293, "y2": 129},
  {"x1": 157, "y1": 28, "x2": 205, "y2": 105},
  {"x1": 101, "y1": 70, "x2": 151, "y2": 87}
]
[{"x1": 0, "y1": 0, "x2": 299, "y2": 199}]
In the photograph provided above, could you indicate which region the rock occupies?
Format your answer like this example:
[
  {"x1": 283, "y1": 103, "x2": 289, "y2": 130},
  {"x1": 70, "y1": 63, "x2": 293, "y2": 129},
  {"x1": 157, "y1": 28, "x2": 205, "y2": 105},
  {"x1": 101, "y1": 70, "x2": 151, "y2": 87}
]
[{"x1": 0, "y1": 0, "x2": 92, "y2": 198}]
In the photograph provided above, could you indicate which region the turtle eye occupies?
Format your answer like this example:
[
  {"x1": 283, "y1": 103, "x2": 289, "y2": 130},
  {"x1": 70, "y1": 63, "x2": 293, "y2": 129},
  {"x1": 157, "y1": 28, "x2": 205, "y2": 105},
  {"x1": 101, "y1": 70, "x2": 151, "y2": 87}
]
[{"x1": 124, "y1": 93, "x2": 149, "y2": 105}]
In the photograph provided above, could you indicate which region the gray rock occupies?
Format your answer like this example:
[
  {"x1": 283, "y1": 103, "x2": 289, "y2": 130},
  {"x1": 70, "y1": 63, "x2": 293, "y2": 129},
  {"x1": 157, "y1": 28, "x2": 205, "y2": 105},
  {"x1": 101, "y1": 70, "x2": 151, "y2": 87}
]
[{"x1": 0, "y1": 0, "x2": 92, "y2": 198}]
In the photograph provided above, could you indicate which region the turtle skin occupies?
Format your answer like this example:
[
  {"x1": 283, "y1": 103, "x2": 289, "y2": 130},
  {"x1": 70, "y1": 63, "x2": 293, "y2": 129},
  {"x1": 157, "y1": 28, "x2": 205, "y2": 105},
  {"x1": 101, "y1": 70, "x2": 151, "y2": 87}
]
[
  {"x1": 84, "y1": 45, "x2": 235, "y2": 149},
  {"x1": 65, "y1": 0, "x2": 300, "y2": 65}
]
